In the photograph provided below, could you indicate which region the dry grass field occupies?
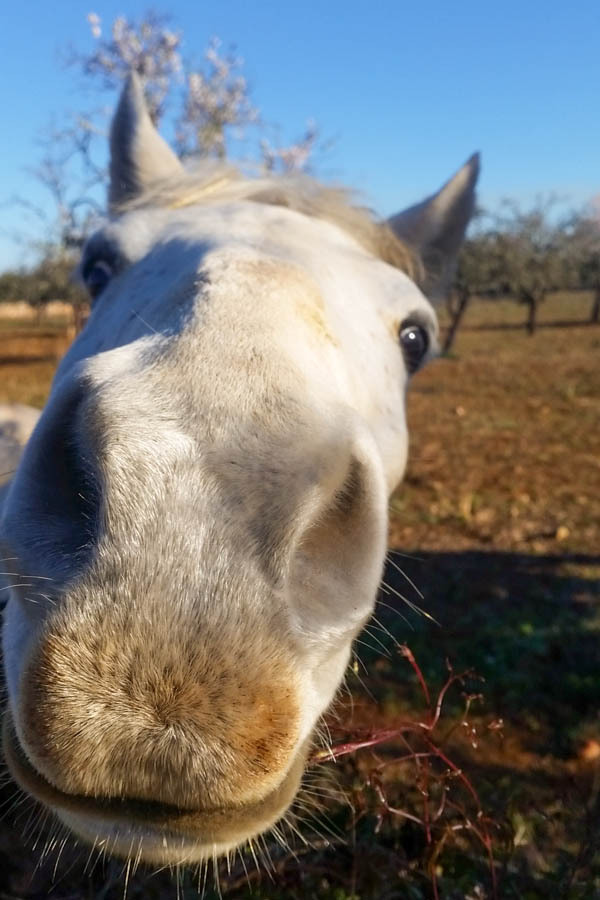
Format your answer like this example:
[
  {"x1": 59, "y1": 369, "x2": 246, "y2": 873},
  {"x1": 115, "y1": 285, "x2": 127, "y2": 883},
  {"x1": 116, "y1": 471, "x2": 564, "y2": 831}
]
[{"x1": 0, "y1": 293, "x2": 598, "y2": 899}]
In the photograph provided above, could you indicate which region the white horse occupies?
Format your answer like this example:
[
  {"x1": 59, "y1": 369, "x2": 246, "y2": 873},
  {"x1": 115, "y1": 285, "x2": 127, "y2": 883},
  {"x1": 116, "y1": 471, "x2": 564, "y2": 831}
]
[{"x1": 0, "y1": 74, "x2": 478, "y2": 867}]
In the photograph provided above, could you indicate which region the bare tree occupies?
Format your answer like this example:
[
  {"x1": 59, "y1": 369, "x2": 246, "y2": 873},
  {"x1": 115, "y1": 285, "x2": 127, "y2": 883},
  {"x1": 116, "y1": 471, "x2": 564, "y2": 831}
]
[
  {"x1": 70, "y1": 12, "x2": 183, "y2": 125},
  {"x1": 445, "y1": 200, "x2": 593, "y2": 343},
  {"x1": 4, "y1": 10, "x2": 324, "y2": 313},
  {"x1": 566, "y1": 209, "x2": 600, "y2": 323},
  {"x1": 72, "y1": 12, "x2": 322, "y2": 168},
  {"x1": 175, "y1": 38, "x2": 259, "y2": 159},
  {"x1": 443, "y1": 212, "x2": 498, "y2": 353},
  {"x1": 260, "y1": 121, "x2": 320, "y2": 174},
  {"x1": 487, "y1": 199, "x2": 570, "y2": 335}
]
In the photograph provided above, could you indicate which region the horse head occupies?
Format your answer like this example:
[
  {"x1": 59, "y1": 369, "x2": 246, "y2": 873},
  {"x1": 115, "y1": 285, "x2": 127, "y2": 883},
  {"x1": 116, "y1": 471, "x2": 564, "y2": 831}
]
[{"x1": 1, "y1": 74, "x2": 478, "y2": 865}]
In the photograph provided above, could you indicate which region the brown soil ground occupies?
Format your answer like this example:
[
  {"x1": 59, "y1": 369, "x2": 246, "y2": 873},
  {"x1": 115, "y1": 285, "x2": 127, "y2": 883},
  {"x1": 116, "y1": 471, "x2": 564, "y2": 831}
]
[{"x1": 0, "y1": 294, "x2": 598, "y2": 898}]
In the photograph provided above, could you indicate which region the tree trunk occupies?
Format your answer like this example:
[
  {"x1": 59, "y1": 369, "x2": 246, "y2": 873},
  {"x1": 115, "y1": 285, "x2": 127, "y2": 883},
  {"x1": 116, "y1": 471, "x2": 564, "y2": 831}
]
[
  {"x1": 524, "y1": 293, "x2": 540, "y2": 335},
  {"x1": 591, "y1": 289, "x2": 600, "y2": 324},
  {"x1": 445, "y1": 291, "x2": 458, "y2": 319},
  {"x1": 442, "y1": 289, "x2": 470, "y2": 353}
]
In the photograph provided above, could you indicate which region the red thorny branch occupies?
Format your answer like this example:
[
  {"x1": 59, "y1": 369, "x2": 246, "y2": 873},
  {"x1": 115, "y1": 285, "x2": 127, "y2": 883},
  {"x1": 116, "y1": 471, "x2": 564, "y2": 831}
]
[{"x1": 311, "y1": 645, "x2": 502, "y2": 899}]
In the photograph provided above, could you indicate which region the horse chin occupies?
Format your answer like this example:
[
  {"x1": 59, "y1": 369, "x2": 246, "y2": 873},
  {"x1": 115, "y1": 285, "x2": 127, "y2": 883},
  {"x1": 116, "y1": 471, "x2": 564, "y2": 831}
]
[{"x1": 3, "y1": 711, "x2": 308, "y2": 865}]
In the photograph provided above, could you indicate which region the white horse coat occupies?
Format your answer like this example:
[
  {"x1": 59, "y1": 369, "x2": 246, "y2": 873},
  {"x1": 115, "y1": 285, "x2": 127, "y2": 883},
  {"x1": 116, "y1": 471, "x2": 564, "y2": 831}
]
[{"x1": 0, "y1": 74, "x2": 478, "y2": 865}]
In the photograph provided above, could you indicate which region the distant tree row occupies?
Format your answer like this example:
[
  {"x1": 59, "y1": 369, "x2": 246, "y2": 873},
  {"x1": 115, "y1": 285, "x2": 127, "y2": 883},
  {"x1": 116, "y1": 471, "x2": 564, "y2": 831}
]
[
  {"x1": 0, "y1": 255, "x2": 85, "y2": 308},
  {"x1": 443, "y1": 199, "x2": 600, "y2": 350},
  {"x1": 2, "y1": 200, "x2": 599, "y2": 342}
]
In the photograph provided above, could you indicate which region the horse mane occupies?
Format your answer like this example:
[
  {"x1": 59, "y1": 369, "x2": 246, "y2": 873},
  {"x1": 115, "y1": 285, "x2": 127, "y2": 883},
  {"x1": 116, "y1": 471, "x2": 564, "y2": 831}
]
[{"x1": 119, "y1": 162, "x2": 421, "y2": 280}]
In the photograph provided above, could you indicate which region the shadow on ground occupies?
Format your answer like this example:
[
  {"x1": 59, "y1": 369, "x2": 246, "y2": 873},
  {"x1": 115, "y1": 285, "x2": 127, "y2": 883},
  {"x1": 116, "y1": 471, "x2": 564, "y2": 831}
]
[{"x1": 377, "y1": 550, "x2": 600, "y2": 759}]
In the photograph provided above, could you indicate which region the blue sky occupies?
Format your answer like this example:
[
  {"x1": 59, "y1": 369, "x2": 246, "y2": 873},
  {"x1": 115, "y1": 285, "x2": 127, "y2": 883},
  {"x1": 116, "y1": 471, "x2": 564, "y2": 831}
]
[{"x1": 1, "y1": 0, "x2": 598, "y2": 271}]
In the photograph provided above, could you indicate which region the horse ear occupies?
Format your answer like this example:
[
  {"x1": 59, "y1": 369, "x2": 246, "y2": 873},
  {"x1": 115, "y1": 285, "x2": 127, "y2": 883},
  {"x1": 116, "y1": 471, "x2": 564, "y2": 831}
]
[
  {"x1": 387, "y1": 153, "x2": 480, "y2": 302},
  {"x1": 109, "y1": 72, "x2": 183, "y2": 209}
]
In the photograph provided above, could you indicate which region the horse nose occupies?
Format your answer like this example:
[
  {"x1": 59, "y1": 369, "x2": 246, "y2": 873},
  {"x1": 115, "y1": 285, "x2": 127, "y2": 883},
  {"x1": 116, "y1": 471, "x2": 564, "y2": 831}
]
[{"x1": 15, "y1": 598, "x2": 301, "y2": 811}]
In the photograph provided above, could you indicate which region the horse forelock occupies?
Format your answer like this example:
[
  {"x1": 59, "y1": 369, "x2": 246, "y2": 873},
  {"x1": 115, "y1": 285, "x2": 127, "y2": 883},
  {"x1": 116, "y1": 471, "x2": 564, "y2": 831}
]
[{"x1": 114, "y1": 162, "x2": 422, "y2": 280}]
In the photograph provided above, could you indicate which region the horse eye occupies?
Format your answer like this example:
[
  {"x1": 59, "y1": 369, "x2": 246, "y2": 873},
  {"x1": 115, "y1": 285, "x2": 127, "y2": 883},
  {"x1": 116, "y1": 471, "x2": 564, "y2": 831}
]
[
  {"x1": 83, "y1": 259, "x2": 114, "y2": 299},
  {"x1": 399, "y1": 321, "x2": 430, "y2": 374}
]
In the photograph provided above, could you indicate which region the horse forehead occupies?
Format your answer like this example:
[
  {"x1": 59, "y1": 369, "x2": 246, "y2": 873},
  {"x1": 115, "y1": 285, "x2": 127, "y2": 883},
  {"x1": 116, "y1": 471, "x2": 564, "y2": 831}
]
[
  {"x1": 81, "y1": 251, "x2": 332, "y2": 405},
  {"x1": 69, "y1": 201, "x2": 432, "y2": 420},
  {"x1": 149, "y1": 213, "x2": 427, "y2": 348},
  {"x1": 110, "y1": 201, "x2": 416, "y2": 303},
  {"x1": 194, "y1": 251, "x2": 331, "y2": 324},
  {"x1": 112, "y1": 201, "x2": 365, "y2": 258}
]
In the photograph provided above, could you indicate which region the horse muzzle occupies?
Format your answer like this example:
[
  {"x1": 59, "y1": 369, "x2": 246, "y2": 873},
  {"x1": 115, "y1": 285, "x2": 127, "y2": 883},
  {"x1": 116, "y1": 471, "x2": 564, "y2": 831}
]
[{"x1": 3, "y1": 712, "x2": 308, "y2": 864}]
